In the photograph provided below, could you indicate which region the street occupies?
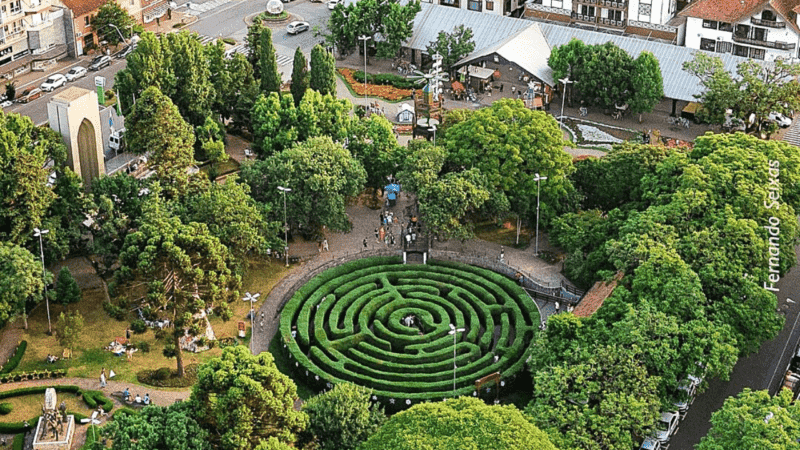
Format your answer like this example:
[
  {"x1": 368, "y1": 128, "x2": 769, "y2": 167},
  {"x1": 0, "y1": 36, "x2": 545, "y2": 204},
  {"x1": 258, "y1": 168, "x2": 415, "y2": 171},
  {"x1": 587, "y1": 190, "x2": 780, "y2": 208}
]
[
  {"x1": 669, "y1": 244, "x2": 800, "y2": 449},
  {"x1": 1, "y1": 59, "x2": 126, "y2": 126}
]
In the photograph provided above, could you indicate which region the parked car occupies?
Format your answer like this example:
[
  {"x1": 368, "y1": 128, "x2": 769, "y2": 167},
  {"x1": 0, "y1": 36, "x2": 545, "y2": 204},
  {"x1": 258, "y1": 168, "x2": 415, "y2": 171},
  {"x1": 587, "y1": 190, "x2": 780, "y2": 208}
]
[
  {"x1": 40, "y1": 74, "x2": 67, "y2": 92},
  {"x1": 673, "y1": 374, "x2": 701, "y2": 413},
  {"x1": 653, "y1": 411, "x2": 680, "y2": 444},
  {"x1": 769, "y1": 111, "x2": 792, "y2": 128},
  {"x1": 327, "y1": 0, "x2": 341, "y2": 9},
  {"x1": 16, "y1": 87, "x2": 42, "y2": 103},
  {"x1": 0, "y1": 100, "x2": 11, "y2": 108},
  {"x1": 89, "y1": 55, "x2": 112, "y2": 71},
  {"x1": 65, "y1": 66, "x2": 88, "y2": 82},
  {"x1": 116, "y1": 44, "x2": 136, "y2": 59},
  {"x1": 286, "y1": 21, "x2": 310, "y2": 34},
  {"x1": 638, "y1": 437, "x2": 662, "y2": 450}
]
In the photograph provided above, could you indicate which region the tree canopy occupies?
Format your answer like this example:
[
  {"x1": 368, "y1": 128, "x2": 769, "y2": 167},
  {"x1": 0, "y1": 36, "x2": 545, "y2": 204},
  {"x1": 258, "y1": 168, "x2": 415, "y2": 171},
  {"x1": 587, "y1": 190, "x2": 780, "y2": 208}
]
[
  {"x1": 696, "y1": 388, "x2": 800, "y2": 450},
  {"x1": 309, "y1": 45, "x2": 336, "y2": 97},
  {"x1": 241, "y1": 136, "x2": 366, "y2": 233},
  {"x1": 260, "y1": 27, "x2": 281, "y2": 94},
  {"x1": 0, "y1": 242, "x2": 43, "y2": 326},
  {"x1": 359, "y1": 397, "x2": 557, "y2": 450},
  {"x1": 125, "y1": 86, "x2": 196, "y2": 197},
  {"x1": 425, "y1": 25, "x2": 475, "y2": 74},
  {"x1": 117, "y1": 187, "x2": 238, "y2": 377},
  {"x1": 301, "y1": 383, "x2": 386, "y2": 450},
  {"x1": 56, "y1": 266, "x2": 81, "y2": 307},
  {"x1": 683, "y1": 53, "x2": 800, "y2": 128},
  {"x1": 91, "y1": 0, "x2": 138, "y2": 46},
  {"x1": 105, "y1": 403, "x2": 211, "y2": 450},
  {"x1": 327, "y1": 0, "x2": 421, "y2": 58},
  {"x1": 190, "y1": 346, "x2": 308, "y2": 450},
  {"x1": 291, "y1": 47, "x2": 309, "y2": 106}
]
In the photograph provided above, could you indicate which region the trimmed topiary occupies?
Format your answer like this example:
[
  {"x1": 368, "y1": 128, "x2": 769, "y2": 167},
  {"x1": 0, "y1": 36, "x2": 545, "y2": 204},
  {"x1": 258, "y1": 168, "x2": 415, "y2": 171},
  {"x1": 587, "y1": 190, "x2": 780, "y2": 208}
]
[
  {"x1": 0, "y1": 341, "x2": 27, "y2": 375},
  {"x1": 0, "y1": 402, "x2": 11, "y2": 414},
  {"x1": 280, "y1": 257, "x2": 539, "y2": 403}
]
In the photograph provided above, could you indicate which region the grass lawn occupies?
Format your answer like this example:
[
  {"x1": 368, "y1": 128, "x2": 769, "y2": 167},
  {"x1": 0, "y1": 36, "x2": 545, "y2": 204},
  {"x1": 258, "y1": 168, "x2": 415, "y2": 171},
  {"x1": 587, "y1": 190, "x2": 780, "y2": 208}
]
[
  {"x1": 473, "y1": 219, "x2": 532, "y2": 249},
  {"x1": 13, "y1": 258, "x2": 290, "y2": 387},
  {"x1": 0, "y1": 393, "x2": 94, "y2": 423},
  {"x1": 199, "y1": 159, "x2": 240, "y2": 177}
]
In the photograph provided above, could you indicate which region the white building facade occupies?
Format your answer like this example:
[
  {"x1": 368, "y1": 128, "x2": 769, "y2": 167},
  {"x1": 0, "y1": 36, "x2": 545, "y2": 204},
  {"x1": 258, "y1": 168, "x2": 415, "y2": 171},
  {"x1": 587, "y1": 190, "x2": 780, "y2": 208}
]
[{"x1": 681, "y1": 0, "x2": 800, "y2": 60}]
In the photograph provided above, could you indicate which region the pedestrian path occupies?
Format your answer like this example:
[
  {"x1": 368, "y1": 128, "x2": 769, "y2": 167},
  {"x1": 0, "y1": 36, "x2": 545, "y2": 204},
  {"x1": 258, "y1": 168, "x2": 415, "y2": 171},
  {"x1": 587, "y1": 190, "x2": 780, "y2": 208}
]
[
  {"x1": 186, "y1": 0, "x2": 232, "y2": 14},
  {"x1": 0, "y1": 377, "x2": 190, "y2": 407},
  {"x1": 276, "y1": 54, "x2": 293, "y2": 66}
]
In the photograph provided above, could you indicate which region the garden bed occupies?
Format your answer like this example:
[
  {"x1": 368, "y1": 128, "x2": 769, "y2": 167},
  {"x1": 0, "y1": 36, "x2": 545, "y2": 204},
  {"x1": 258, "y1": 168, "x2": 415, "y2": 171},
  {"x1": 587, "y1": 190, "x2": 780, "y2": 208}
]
[{"x1": 337, "y1": 68, "x2": 412, "y2": 102}]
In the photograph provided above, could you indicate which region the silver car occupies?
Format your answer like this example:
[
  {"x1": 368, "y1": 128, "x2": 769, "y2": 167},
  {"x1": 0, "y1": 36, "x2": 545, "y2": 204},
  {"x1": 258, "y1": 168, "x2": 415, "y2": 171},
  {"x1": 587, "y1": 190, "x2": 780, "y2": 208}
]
[
  {"x1": 65, "y1": 66, "x2": 88, "y2": 82},
  {"x1": 286, "y1": 21, "x2": 310, "y2": 34}
]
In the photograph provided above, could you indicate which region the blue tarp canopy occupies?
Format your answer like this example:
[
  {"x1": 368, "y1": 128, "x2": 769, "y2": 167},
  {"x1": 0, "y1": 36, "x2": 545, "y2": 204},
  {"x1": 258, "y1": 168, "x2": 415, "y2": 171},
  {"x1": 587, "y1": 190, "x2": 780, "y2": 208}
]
[{"x1": 385, "y1": 183, "x2": 400, "y2": 201}]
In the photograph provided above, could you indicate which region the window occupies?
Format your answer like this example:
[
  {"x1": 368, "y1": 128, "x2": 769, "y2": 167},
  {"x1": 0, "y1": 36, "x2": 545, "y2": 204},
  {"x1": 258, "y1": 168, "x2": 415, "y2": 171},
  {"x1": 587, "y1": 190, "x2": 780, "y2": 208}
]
[
  {"x1": 733, "y1": 44, "x2": 749, "y2": 57},
  {"x1": 750, "y1": 47, "x2": 765, "y2": 59},
  {"x1": 718, "y1": 22, "x2": 733, "y2": 31},
  {"x1": 700, "y1": 38, "x2": 716, "y2": 51},
  {"x1": 703, "y1": 19, "x2": 718, "y2": 29},
  {"x1": 486, "y1": 0, "x2": 493, "y2": 9},
  {"x1": 468, "y1": 0, "x2": 481, "y2": 10},
  {"x1": 762, "y1": 10, "x2": 776, "y2": 21},
  {"x1": 716, "y1": 41, "x2": 732, "y2": 53},
  {"x1": 752, "y1": 26, "x2": 767, "y2": 41},
  {"x1": 84, "y1": 16, "x2": 90, "y2": 26}
]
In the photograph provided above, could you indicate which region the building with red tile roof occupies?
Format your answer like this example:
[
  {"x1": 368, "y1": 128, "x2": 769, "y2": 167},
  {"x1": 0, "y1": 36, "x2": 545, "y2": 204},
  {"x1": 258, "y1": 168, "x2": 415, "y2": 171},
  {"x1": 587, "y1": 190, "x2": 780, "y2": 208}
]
[
  {"x1": 679, "y1": 0, "x2": 800, "y2": 60},
  {"x1": 572, "y1": 271, "x2": 624, "y2": 318}
]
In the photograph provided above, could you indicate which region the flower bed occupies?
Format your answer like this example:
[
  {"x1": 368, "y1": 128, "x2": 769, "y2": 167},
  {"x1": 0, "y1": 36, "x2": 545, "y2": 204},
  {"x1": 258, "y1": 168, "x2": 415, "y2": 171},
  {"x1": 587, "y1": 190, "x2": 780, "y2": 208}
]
[{"x1": 338, "y1": 68, "x2": 412, "y2": 101}]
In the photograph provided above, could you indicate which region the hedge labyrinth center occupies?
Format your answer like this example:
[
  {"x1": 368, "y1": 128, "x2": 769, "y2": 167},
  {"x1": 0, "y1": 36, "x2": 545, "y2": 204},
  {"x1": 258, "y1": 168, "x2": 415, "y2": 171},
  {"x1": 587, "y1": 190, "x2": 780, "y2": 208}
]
[{"x1": 280, "y1": 257, "x2": 540, "y2": 403}]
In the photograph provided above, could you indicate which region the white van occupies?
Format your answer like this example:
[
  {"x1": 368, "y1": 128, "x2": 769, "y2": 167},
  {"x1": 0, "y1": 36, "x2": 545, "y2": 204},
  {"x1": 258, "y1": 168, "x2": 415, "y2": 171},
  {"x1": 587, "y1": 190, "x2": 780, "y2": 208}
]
[{"x1": 109, "y1": 128, "x2": 125, "y2": 153}]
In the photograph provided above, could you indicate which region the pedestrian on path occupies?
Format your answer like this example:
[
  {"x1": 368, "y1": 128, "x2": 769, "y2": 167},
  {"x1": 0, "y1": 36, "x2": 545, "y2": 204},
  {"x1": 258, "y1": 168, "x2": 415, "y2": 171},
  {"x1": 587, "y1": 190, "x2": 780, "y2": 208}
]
[
  {"x1": 379, "y1": 227, "x2": 386, "y2": 244},
  {"x1": 555, "y1": 301, "x2": 560, "y2": 313},
  {"x1": 99, "y1": 368, "x2": 107, "y2": 388},
  {"x1": 363, "y1": 238, "x2": 368, "y2": 249},
  {"x1": 375, "y1": 228, "x2": 379, "y2": 243},
  {"x1": 322, "y1": 239, "x2": 329, "y2": 252}
]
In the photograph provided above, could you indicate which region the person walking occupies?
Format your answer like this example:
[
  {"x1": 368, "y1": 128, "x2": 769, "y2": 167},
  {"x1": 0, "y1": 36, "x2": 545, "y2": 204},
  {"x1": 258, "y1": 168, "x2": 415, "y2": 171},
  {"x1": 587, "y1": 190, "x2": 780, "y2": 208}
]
[
  {"x1": 99, "y1": 368, "x2": 107, "y2": 388},
  {"x1": 322, "y1": 239, "x2": 329, "y2": 252},
  {"x1": 375, "y1": 228, "x2": 380, "y2": 243},
  {"x1": 363, "y1": 238, "x2": 368, "y2": 249}
]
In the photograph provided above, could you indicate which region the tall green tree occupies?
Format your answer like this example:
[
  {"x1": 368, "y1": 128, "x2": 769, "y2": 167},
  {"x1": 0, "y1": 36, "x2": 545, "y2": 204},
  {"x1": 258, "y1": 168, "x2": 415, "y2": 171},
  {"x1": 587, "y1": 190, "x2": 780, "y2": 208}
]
[
  {"x1": 91, "y1": 0, "x2": 137, "y2": 46},
  {"x1": 55, "y1": 310, "x2": 83, "y2": 351},
  {"x1": 696, "y1": 388, "x2": 800, "y2": 450},
  {"x1": 629, "y1": 51, "x2": 663, "y2": 120},
  {"x1": 444, "y1": 98, "x2": 574, "y2": 224},
  {"x1": 117, "y1": 187, "x2": 238, "y2": 377},
  {"x1": 301, "y1": 383, "x2": 386, "y2": 450},
  {"x1": 526, "y1": 345, "x2": 661, "y2": 450},
  {"x1": 190, "y1": 346, "x2": 308, "y2": 450},
  {"x1": 105, "y1": 402, "x2": 211, "y2": 450},
  {"x1": 576, "y1": 41, "x2": 634, "y2": 109},
  {"x1": 246, "y1": 21, "x2": 265, "y2": 80},
  {"x1": 0, "y1": 242, "x2": 43, "y2": 327},
  {"x1": 360, "y1": 397, "x2": 557, "y2": 450},
  {"x1": 328, "y1": 0, "x2": 421, "y2": 60},
  {"x1": 309, "y1": 45, "x2": 336, "y2": 97},
  {"x1": 290, "y1": 47, "x2": 309, "y2": 106},
  {"x1": 241, "y1": 136, "x2": 366, "y2": 233},
  {"x1": 227, "y1": 54, "x2": 259, "y2": 132},
  {"x1": 126, "y1": 86, "x2": 196, "y2": 197},
  {"x1": 425, "y1": 25, "x2": 475, "y2": 74},
  {"x1": 115, "y1": 31, "x2": 213, "y2": 127},
  {"x1": 683, "y1": 53, "x2": 800, "y2": 129},
  {"x1": 89, "y1": 174, "x2": 145, "y2": 266},
  {"x1": 55, "y1": 267, "x2": 81, "y2": 307},
  {"x1": 182, "y1": 177, "x2": 277, "y2": 262},
  {"x1": 260, "y1": 28, "x2": 281, "y2": 94},
  {"x1": 348, "y1": 114, "x2": 402, "y2": 189},
  {"x1": 0, "y1": 112, "x2": 58, "y2": 245},
  {"x1": 418, "y1": 169, "x2": 490, "y2": 240}
]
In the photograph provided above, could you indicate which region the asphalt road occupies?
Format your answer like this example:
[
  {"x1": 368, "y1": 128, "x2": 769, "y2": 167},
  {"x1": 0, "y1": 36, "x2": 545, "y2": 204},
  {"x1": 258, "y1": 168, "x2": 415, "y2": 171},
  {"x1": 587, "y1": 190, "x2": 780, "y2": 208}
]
[
  {"x1": 669, "y1": 244, "x2": 800, "y2": 449},
  {"x1": 186, "y1": 0, "x2": 332, "y2": 58},
  {"x1": 1, "y1": 59, "x2": 126, "y2": 126}
]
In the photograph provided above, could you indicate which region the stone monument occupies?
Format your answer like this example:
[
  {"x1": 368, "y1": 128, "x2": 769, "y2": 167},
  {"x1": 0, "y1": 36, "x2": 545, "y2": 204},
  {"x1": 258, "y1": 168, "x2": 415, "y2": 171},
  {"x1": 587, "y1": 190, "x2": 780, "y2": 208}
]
[{"x1": 32, "y1": 388, "x2": 75, "y2": 450}]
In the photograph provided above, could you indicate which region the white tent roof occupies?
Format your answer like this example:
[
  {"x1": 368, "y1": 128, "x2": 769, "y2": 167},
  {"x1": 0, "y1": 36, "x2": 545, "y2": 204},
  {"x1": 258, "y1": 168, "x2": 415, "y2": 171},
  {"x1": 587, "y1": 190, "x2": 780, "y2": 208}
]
[{"x1": 455, "y1": 25, "x2": 554, "y2": 87}]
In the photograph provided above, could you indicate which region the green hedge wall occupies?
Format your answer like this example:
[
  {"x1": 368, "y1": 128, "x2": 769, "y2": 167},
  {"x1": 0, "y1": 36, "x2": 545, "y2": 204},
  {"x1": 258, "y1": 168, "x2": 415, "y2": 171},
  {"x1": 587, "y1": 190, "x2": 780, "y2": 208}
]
[
  {"x1": 0, "y1": 341, "x2": 27, "y2": 375},
  {"x1": 280, "y1": 257, "x2": 539, "y2": 404}
]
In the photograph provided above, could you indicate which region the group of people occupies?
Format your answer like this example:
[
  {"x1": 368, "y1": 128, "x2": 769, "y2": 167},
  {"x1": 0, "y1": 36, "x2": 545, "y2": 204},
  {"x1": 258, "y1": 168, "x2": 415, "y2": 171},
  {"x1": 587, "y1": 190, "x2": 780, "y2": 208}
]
[
  {"x1": 122, "y1": 388, "x2": 151, "y2": 406},
  {"x1": 45, "y1": 354, "x2": 60, "y2": 364},
  {"x1": 317, "y1": 239, "x2": 330, "y2": 253}
]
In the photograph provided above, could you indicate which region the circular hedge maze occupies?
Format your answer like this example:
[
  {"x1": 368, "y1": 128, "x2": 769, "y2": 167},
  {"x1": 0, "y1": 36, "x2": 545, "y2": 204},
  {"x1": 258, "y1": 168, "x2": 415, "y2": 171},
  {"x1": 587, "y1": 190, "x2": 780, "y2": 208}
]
[{"x1": 280, "y1": 256, "x2": 540, "y2": 402}]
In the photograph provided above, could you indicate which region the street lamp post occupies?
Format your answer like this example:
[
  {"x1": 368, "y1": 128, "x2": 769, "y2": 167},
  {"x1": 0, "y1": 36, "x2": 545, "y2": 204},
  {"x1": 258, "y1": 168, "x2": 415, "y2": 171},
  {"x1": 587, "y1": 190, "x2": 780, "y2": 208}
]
[
  {"x1": 431, "y1": 125, "x2": 437, "y2": 148},
  {"x1": 33, "y1": 228, "x2": 52, "y2": 335},
  {"x1": 558, "y1": 77, "x2": 572, "y2": 131},
  {"x1": 277, "y1": 186, "x2": 292, "y2": 267},
  {"x1": 533, "y1": 173, "x2": 547, "y2": 256},
  {"x1": 448, "y1": 323, "x2": 466, "y2": 395},
  {"x1": 243, "y1": 292, "x2": 260, "y2": 352},
  {"x1": 358, "y1": 35, "x2": 371, "y2": 108}
]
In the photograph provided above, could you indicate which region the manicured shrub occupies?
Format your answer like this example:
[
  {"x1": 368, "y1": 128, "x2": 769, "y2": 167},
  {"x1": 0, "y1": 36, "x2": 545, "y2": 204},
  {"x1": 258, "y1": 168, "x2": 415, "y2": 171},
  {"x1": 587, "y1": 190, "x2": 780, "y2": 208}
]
[
  {"x1": 0, "y1": 341, "x2": 27, "y2": 375},
  {"x1": 0, "y1": 402, "x2": 12, "y2": 414},
  {"x1": 130, "y1": 319, "x2": 147, "y2": 334},
  {"x1": 280, "y1": 257, "x2": 538, "y2": 404}
]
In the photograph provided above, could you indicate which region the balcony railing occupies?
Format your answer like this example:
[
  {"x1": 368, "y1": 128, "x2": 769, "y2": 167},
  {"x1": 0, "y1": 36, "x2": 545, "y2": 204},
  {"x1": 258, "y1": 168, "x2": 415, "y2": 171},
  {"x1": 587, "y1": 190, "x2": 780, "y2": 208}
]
[
  {"x1": 751, "y1": 16, "x2": 785, "y2": 28},
  {"x1": 731, "y1": 34, "x2": 796, "y2": 50},
  {"x1": 599, "y1": 0, "x2": 627, "y2": 8},
  {"x1": 599, "y1": 17, "x2": 626, "y2": 27}
]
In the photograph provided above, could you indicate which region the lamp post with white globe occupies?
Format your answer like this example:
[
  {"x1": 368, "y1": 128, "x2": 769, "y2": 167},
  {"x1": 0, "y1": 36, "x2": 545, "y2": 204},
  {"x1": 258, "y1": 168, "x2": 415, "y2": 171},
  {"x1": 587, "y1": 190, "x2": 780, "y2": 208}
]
[{"x1": 448, "y1": 323, "x2": 466, "y2": 395}]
